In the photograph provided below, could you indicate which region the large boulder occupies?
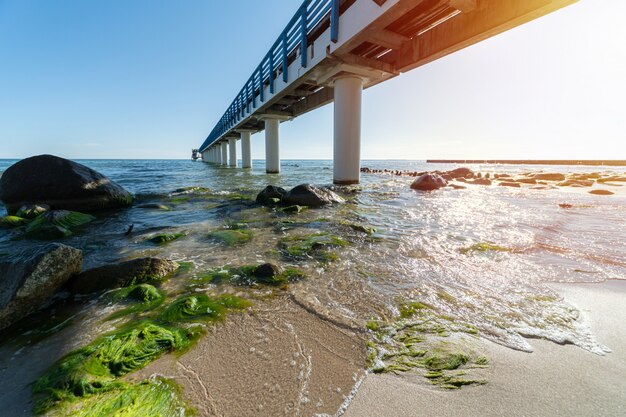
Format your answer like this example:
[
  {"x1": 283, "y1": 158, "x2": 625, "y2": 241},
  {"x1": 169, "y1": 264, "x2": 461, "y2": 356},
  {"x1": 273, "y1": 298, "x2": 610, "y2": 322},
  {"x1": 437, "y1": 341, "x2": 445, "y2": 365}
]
[
  {"x1": 410, "y1": 173, "x2": 447, "y2": 191},
  {"x1": 445, "y1": 167, "x2": 474, "y2": 179},
  {"x1": 0, "y1": 154, "x2": 133, "y2": 215},
  {"x1": 256, "y1": 185, "x2": 287, "y2": 205},
  {"x1": 282, "y1": 184, "x2": 344, "y2": 207},
  {"x1": 69, "y1": 257, "x2": 180, "y2": 295},
  {"x1": 0, "y1": 243, "x2": 82, "y2": 330}
]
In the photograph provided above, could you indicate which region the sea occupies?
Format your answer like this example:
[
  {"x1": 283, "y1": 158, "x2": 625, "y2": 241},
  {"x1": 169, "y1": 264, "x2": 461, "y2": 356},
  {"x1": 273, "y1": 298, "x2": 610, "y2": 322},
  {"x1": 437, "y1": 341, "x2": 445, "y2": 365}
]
[{"x1": 1, "y1": 159, "x2": 625, "y2": 355}]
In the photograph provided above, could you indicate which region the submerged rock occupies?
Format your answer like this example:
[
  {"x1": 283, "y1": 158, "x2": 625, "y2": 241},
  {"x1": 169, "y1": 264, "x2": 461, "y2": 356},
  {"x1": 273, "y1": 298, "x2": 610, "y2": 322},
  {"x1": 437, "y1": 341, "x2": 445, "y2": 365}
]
[
  {"x1": 282, "y1": 184, "x2": 344, "y2": 207},
  {"x1": 0, "y1": 154, "x2": 133, "y2": 214},
  {"x1": 0, "y1": 243, "x2": 82, "y2": 330},
  {"x1": 411, "y1": 173, "x2": 447, "y2": 191},
  {"x1": 24, "y1": 210, "x2": 96, "y2": 239},
  {"x1": 69, "y1": 257, "x2": 179, "y2": 295},
  {"x1": 256, "y1": 185, "x2": 287, "y2": 205}
]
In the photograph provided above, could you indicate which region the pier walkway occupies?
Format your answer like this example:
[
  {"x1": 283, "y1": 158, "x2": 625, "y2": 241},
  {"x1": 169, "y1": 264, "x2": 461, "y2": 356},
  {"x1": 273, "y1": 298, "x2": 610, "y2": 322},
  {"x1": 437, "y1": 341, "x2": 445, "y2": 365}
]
[{"x1": 198, "y1": 0, "x2": 576, "y2": 184}]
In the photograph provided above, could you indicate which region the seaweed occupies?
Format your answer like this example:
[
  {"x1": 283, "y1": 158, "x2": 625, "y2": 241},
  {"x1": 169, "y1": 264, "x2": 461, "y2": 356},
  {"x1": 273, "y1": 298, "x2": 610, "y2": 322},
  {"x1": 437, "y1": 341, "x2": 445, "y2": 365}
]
[
  {"x1": 159, "y1": 294, "x2": 250, "y2": 324},
  {"x1": 43, "y1": 377, "x2": 195, "y2": 417},
  {"x1": 25, "y1": 211, "x2": 95, "y2": 239},
  {"x1": 148, "y1": 233, "x2": 186, "y2": 245},
  {"x1": 459, "y1": 242, "x2": 511, "y2": 254},
  {"x1": 33, "y1": 322, "x2": 197, "y2": 413},
  {"x1": 208, "y1": 229, "x2": 253, "y2": 246},
  {"x1": 106, "y1": 284, "x2": 165, "y2": 320},
  {"x1": 279, "y1": 232, "x2": 347, "y2": 262},
  {"x1": 197, "y1": 265, "x2": 306, "y2": 287}
]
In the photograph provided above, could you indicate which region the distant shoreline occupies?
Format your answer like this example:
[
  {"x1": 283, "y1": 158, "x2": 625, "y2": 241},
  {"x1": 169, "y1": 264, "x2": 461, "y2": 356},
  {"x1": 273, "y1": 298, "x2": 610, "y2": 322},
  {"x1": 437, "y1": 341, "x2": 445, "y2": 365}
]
[{"x1": 427, "y1": 160, "x2": 626, "y2": 167}]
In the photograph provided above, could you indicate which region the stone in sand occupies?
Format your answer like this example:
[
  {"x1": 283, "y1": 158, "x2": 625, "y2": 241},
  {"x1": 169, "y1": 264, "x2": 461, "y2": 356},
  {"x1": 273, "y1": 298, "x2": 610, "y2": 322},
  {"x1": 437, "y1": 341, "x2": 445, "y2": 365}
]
[
  {"x1": 0, "y1": 154, "x2": 133, "y2": 215},
  {"x1": 69, "y1": 257, "x2": 179, "y2": 295},
  {"x1": 283, "y1": 184, "x2": 344, "y2": 207},
  {"x1": 411, "y1": 173, "x2": 447, "y2": 191},
  {"x1": 0, "y1": 243, "x2": 82, "y2": 330}
]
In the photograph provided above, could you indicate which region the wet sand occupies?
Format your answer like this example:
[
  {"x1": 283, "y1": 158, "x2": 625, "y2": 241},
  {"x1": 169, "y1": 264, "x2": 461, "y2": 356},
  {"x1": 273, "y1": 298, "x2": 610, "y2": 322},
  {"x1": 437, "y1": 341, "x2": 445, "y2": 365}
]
[
  {"x1": 131, "y1": 295, "x2": 366, "y2": 417},
  {"x1": 344, "y1": 280, "x2": 626, "y2": 417}
]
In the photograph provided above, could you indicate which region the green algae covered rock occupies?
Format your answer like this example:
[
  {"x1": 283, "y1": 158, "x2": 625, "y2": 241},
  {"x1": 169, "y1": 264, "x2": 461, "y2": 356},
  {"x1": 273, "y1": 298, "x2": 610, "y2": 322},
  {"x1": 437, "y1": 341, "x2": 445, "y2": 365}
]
[
  {"x1": 0, "y1": 215, "x2": 29, "y2": 228},
  {"x1": 147, "y1": 233, "x2": 186, "y2": 245},
  {"x1": 208, "y1": 228, "x2": 253, "y2": 246},
  {"x1": 280, "y1": 232, "x2": 347, "y2": 262},
  {"x1": 106, "y1": 284, "x2": 165, "y2": 320},
  {"x1": 159, "y1": 293, "x2": 250, "y2": 323},
  {"x1": 16, "y1": 204, "x2": 50, "y2": 219},
  {"x1": 24, "y1": 210, "x2": 95, "y2": 239},
  {"x1": 199, "y1": 264, "x2": 306, "y2": 287}
]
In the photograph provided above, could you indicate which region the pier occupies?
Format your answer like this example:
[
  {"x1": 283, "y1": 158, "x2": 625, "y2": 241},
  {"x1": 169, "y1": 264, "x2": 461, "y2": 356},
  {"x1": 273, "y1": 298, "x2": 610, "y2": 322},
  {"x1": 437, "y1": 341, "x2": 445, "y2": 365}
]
[{"x1": 198, "y1": 0, "x2": 576, "y2": 184}]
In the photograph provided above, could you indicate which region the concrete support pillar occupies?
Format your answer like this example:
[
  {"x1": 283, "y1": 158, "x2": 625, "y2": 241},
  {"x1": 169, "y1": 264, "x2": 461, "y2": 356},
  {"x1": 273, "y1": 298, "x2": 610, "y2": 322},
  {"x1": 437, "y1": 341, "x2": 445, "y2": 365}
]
[
  {"x1": 214, "y1": 147, "x2": 219, "y2": 164},
  {"x1": 240, "y1": 131, "x2": 252, "y2": 169},
  {"x1": 264, "y1": 118, "x2": 280, "y2": 174},
  {"x1": 211, "y1": 147, "x2": 215, "y2": 163},
  {"x1": 333, "y1": 76, "x2": 363, "y2": 185},
  {"x1": 220, "y1": 143, "x2": 228, "y2": 166},
  {"x1": 228, "y1": 137, "x2": 237, "y2": 167}
]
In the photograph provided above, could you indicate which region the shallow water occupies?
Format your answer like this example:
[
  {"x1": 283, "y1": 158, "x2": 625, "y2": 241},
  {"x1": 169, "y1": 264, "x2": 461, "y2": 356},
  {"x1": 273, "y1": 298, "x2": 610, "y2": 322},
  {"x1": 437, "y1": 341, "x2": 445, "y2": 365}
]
[{"x1": 1, "y1": 159, "x2": 625, "y2": 358}]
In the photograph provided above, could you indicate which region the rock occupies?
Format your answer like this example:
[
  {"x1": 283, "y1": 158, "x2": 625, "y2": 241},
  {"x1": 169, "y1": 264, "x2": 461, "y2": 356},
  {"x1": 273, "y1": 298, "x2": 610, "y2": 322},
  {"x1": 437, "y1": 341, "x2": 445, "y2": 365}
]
[
  {"x1": 410, "y1": 173, "x2": 447, "y2": 191},
  {"x1": 0, "y1": 154, "x2": 133, "y2": 215},
  {"x1": 253, "y1": 263, "x2": 282, "y2": 278},
  {"x1": 446, "y1": 168, "x2": 473, "y2": 178},
  {"x1": 24, "y1": 210, "x2": 95, "y2": 239},
  {"x1": 499, "y1": 182, "x2": 521, "y2": 188},
  {"x1": 69, "y1": 257, "x2": 179, "y2": 295},
  {"x1": 0, "y1": 244, "x2": 82, "y2": 330},
  {"x1": 467, "y1": 178, "x2": 492, "y2": 186},
  {"x1": 533, "y1": 173, "x2": 566, "y2": 181},
  {"x1": 589, "y1": 189, "x2": 614, "y2": 196},
  {"x1": 282, "y1": 184, "x2": 344, "y2": 207},
  {"x1": 597, "y1": 176, "x2": 626, "y2": 183},
  {"x1": 16, "y1": 204, "x2": 50, "y2": 219},
  {"x1": 449, "y1": 184, "x2": 467, "y2": 190},
  {"x1": 256, "y1": 185, "x2": 287, "y2": 205},
  {"x1": 558, "y1": 179, "x2": 594, "y2": 187},
  {"x1": 559, "y1": 203, "x2": 574, "y2": 209},
  {"x1": 515, "y1": 178, "x2": 537, "y2": 185}
]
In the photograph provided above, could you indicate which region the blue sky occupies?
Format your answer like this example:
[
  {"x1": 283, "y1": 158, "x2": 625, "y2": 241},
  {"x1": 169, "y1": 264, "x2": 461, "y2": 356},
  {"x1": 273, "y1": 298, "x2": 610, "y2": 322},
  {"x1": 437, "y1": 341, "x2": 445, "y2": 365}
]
[{"x1": 1, "y1": 0, "x2": 624, "y2": 160}]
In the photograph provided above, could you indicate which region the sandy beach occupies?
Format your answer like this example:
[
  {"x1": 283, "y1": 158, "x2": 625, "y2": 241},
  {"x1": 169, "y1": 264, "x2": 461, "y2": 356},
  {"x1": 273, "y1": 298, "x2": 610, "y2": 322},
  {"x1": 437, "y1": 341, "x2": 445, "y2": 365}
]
[{"x1": 344, "y1": 280, "x2": 626, "y2": 417}]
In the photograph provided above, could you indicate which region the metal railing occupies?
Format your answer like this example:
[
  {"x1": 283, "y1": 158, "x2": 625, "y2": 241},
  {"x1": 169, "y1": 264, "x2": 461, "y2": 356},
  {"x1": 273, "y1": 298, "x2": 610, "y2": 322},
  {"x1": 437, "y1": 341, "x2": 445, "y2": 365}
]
[{"x1": 199, "y1": 0, "x2": 341, "y2": 152}]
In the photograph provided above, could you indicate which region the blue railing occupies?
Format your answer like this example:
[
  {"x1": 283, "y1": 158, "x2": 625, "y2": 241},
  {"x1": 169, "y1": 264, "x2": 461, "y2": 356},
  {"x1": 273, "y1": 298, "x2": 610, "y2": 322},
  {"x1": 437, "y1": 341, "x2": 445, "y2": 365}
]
[{"x1": 199, "y1": 0, "x2": 341, "y2": 152}]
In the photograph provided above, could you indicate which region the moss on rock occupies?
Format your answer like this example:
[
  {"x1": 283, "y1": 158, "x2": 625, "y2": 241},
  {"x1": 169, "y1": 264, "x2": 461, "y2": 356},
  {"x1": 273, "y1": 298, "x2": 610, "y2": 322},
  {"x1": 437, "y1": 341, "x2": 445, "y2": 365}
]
[
  {"x1": 0, "y1": 215, "x2": 29, "y2": 228},
  {"x1": 148, "y1": 233, "x2": 186, "y2": 245},
  {"x1": 25, "y1": 210, "x2": 95, "y2": 239},
  {"x1": 459, "y1": 242, "x2": 511, "y2": 254},
  {"x1": 208, "y1": 229, "x2": 253, "y2": 246},
  {"x1": 279, "y1": 232, "x2": 347, "y2": 262}
]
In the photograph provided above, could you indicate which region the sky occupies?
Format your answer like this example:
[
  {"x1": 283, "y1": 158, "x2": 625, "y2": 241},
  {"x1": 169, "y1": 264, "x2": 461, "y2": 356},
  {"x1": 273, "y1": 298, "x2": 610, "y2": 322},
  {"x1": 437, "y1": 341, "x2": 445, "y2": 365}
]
[{"x1": 0, "y1": 0, "x2": 625, "y2": 160}]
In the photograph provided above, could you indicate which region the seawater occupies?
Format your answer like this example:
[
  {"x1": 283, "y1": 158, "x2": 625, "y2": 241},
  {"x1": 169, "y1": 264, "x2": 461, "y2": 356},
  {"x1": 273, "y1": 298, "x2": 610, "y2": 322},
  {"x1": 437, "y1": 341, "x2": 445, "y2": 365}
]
[{"x1": 1, "y1": 159, "x2": 625, "y2": 354}]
